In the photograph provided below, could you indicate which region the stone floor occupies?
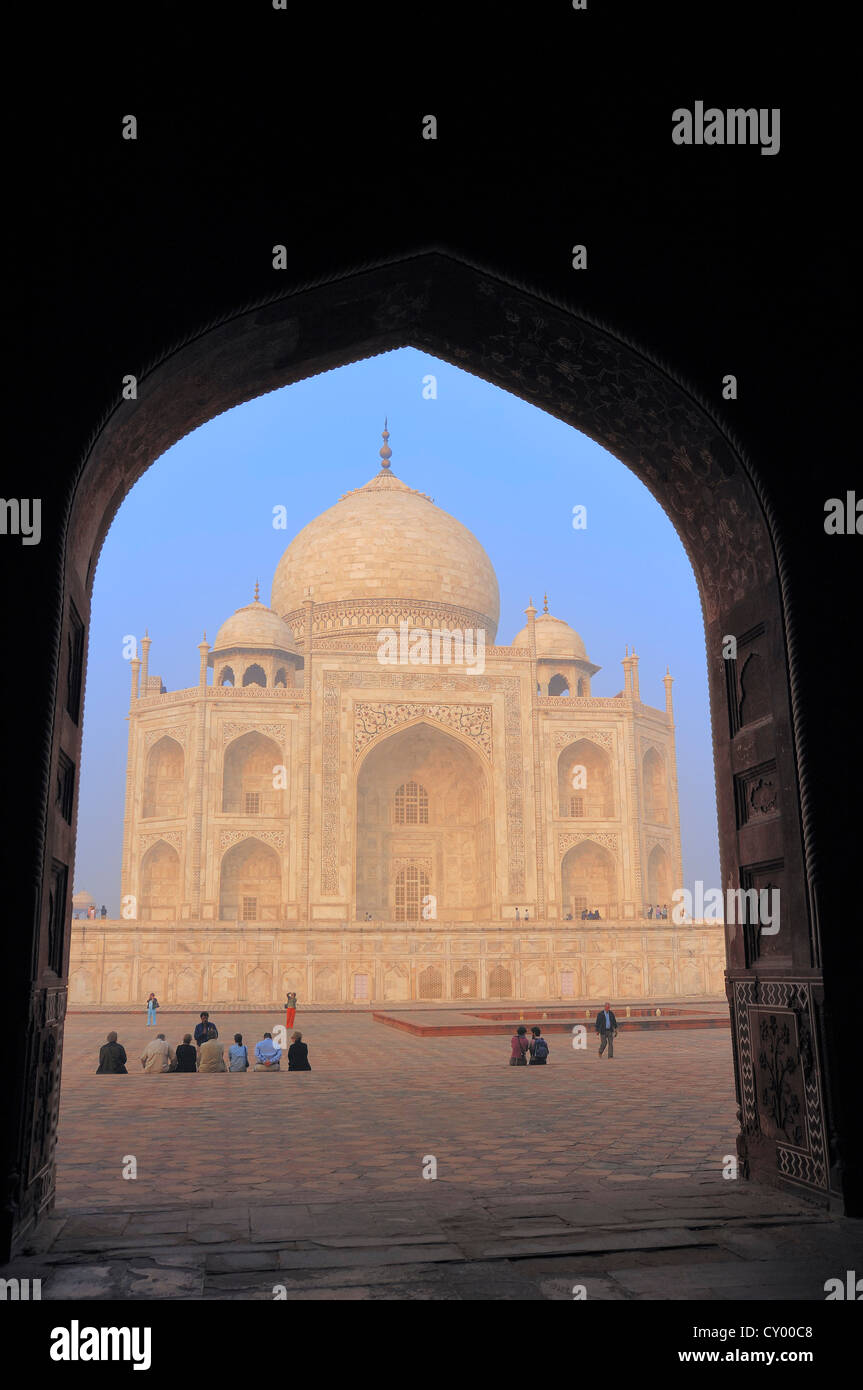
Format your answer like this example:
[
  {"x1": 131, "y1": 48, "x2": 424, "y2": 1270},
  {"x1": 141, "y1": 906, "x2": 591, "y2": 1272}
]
[{"x1": 5, "y1": 1011, "x2": 861, "y2": 1300}]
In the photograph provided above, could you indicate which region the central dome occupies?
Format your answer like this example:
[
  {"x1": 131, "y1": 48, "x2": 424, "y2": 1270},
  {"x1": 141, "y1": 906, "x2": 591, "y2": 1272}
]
[{"x1": 271, "y1": 429, "x2": 500, "y2": 641}]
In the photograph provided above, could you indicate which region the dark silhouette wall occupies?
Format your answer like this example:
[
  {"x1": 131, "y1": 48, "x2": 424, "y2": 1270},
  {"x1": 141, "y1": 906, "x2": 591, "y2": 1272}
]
[{"x1": 3, "y1": 62, "x2": 856, "y2": 1255}]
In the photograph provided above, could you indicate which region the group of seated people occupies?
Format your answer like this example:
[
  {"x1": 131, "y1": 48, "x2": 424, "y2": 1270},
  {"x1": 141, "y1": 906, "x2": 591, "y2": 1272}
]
[
  {"x1": 97, "y1": 1023, "x2": 311, "y2": 1074},
  {"x1": 580, "y1": 907, "x2": 603, "y2": 920}
]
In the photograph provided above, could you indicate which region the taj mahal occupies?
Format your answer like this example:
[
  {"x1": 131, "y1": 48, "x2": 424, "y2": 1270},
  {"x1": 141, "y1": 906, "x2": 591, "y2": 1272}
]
[{"x1": 68, "y1": 427, "x2": 725, "y2": 1007}]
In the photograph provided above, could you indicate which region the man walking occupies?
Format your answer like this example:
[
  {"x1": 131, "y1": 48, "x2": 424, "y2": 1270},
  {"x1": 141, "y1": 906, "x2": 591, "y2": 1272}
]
[{"x1": 595, "y1": 1001, "x2": 619, "y2": 1058}]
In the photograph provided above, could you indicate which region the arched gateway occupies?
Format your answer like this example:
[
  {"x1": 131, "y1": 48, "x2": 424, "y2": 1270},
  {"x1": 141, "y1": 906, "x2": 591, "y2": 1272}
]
[{"x1": 13, "y1": 253, "x2": 849, "y2": 1264}]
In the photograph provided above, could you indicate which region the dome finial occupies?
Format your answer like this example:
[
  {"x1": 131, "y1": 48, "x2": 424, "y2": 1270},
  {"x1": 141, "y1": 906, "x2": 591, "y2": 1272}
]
[
  {"x1": 379, "y1": 418, "x2": 392, "y2": 470},
  {"x1": 543, "y1": 593, "x2": 549, "y2": 614},
  {"x1": 254, "y1": 579, "x2": 260, "y2": 603}
]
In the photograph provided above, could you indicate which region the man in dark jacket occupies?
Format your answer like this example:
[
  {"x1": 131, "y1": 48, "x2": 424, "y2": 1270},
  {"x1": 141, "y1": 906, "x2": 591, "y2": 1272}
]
[
  {"x1": 96, "y1": 1031, "x2": 128, "y2": 1073},
  {"x1": 194, "y1": 1012, "x2": 218, "y2": 1045},
  {"x1": 595, "y1": 1002, "x2": 619, "y2": 1058}
]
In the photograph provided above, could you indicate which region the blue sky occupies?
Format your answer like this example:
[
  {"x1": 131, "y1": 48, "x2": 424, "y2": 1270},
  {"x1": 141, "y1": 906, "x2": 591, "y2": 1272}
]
[{"x1": 75, "y1": 347, "x2": 720, "y2": 913}]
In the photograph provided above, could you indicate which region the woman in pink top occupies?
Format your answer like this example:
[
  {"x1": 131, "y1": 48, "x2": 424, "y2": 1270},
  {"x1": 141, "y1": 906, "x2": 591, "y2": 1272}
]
[{"x1": 509, "y1": 1026, "x2": 530, "y2": 1066}]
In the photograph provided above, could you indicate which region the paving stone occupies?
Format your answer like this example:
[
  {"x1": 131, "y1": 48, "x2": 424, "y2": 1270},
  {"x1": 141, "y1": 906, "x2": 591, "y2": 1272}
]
[
  {"x1": 276, "y1": 1243, "x2": 465, "y2": 1270},
  {"x1": 126, "y1": 1264, "x2": 202, "y2": 1298},
  {"x1": 205, "y1": 1250, "x2": 281, "y2": 1273},
  {"x1": 6, "y1": 1010, "x2": 851, "y2": 1301}
]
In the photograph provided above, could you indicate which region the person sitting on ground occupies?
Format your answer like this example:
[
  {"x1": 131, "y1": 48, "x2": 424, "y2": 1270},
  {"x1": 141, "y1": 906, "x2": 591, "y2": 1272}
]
[
  {"x1": 528, "y1": 1025, "x2": 549, "y2": 1065},
  {"x1": 174, "y1": 1034, "x2": 197, "y2": 1072},
  {"x1": 509, "y1": 1025, "x2": 530, "y2": 1066},
  {"x1": 254, "y1": 1032, "x2": 281, "y2": 1071},
  {"x1": 140, "y1": 1033, "x2": 174, "y2": 1073},
  {"x1": 197, "y1": 1036, "x2": 226, "y2": 1072},
  {"x1": 228, "y1": 1032, "x2": 250, "y2": 1072},
  {"x1": 194, "y1": 1011, "x2": 218, "y2": 1045},
  {"x1": 97, "y1": 1030, "x2": 127, "y2": 1074},
  {"x1": 287, "y1": 1030, "x2": 311, "y2": 1071}
]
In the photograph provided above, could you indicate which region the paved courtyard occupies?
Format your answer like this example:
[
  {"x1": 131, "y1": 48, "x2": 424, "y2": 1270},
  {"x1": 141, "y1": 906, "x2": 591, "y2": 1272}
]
[
  {"x1": 56, "y1": 1009, "x2": 738, "y2": 1207},
  {"x1": 5, "y1": 1010, "x2": 860, "y2": 1299}
]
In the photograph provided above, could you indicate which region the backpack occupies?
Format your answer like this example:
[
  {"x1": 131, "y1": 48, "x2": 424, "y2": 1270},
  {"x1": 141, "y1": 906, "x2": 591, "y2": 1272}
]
[{"x1": 533, "y1": 1037, "x2": 549, "y2": 1061}]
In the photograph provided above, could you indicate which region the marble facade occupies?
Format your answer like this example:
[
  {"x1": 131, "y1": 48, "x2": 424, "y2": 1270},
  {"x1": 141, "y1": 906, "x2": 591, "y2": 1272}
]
[{"x1": 70, "y1": 429, "x2": 720, "y2": 1007}]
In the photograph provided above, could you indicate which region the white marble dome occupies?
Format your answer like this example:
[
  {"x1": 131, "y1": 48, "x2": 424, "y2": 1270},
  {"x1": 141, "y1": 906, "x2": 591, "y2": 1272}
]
[
  {"x1": 211, "y1": 596, "x2": 299, "y2": 655},
  {"x1": 270, "y1": 432, "x2": 500, "y2": 639},
  {"x1": 511, "y1": 611, "x2": 588, "y2": 660}
]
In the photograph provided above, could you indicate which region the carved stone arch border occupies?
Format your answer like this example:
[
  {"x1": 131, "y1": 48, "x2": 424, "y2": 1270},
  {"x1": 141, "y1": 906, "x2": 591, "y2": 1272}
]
[
  {"x1": 218, "y1": 829, "x2": 286, "y2": 855},
  {"x1": 639, "y1": 738, "x2": 667, "y2": 762},
  {"x1": 143, "y1": 726, "x2": 188, "y2": 750},
  {"x1": 553, "y1": 730, "x2": 616, "y2": 756},
  {"x1": 353, "y1": 706, "x2": 493, "y2": 767},
  {"x1": 15, "y1": 249, "x2": 827, "y2": 1259}
]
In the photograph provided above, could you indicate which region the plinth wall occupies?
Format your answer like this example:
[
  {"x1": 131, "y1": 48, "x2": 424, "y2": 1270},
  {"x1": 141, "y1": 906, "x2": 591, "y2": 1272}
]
[{"x1": 68, "y1": 919, "x2": 726, "y2": 1007}]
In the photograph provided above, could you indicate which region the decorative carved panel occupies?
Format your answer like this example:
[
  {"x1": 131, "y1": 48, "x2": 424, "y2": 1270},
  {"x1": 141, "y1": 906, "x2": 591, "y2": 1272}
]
[
  {"x1": 144, "y1": 725, "x2": 187, "y2": 748},
  {"x1": 732, "y1": 980, "x2": 826, "y2": 1190},
  {"x1": 553, "y1": 728, "x2": 615, "y2": 752},
  {"x1": 354, "y1": 701, "x2": 492, "y2": 760},
  {"x1": 645, "y1": 835, "x2": 671, "y2": 858},
  {"x1": 221, "y1": 722, "x2": 287, "y2": 746},
  {"x1": 139, "y1": 831, "x2": 182, "y2": 852},
  {"x1": 219, "y1": 829, "x2": 286, "y2": 852},
  {"x1": 735, "y1": 760, "x2": 780, "y2": 827},
  {"x1": 558, "y1": 831, "x2": 619, "y2": 854}
]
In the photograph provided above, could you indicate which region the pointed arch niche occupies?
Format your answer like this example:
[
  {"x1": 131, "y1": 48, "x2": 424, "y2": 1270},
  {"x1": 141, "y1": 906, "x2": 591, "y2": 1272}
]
[
  {"x1": 355, "y1": 721, "x2": 493, "y2": 922},
  {"x1": 142, "y1": 735, "x2": 184, "y2": 819}
]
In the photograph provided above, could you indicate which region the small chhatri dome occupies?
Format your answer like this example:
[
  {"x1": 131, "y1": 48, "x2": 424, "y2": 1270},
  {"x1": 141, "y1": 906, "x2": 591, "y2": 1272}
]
[
  {"x1": 210, "y1": 589, "x2": 299, "y2": 658},
  {"x1": 512, "y1": 596, "x2": 589, "y2": 659}
]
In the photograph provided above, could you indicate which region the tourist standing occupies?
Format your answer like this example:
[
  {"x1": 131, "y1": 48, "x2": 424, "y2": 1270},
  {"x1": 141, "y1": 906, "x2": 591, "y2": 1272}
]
[
  {"x1": 146, "y1": 992, "x2": 159, "y2": 1026},
  {"x1": 140, "y1": 1034, "x2": 174, "y2": 1073},
  {"x1": 228, "y1": 1033, "x2": 250, "y2": 1072},
  {"x1": 285, "y1": 992, "x2": 298, "y2": 1031},
  {"x1": 174, "y1": 1034, "x2": 197, "y2": 1072},
  {"x1": 529, "y1": 1026, "x2": 549, "y2": 1065},
  {"x1": 287, "y1": 1031, "x2": 311, "y2": 1071},
  {"x1": 595, "y1": 1001, "x2": 619, "y2": 1059},
  {"x1": 96, "y1": 1031, "x2": 127, "y2": 1073},
  {"x1": 509, "y1": 1026, "x2": 530, "y2": 1066},
  {"x1": 194, "y1": 1012, "x2": 218, "y2": 1045}
]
